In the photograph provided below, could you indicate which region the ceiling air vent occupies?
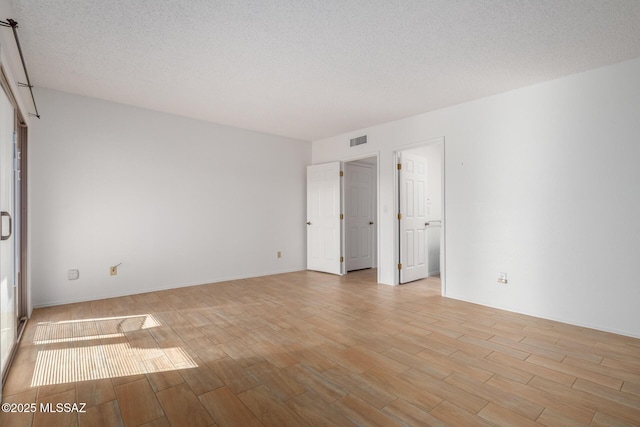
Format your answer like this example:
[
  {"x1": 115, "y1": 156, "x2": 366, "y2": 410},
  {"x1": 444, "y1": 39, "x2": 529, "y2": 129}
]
[{"x1": 350, "y1": 135, "x2": 367, "y2": 147}]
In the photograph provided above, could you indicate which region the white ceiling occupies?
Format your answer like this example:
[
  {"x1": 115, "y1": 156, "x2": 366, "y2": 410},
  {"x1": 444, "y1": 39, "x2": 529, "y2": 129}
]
[{"x1": 10, "y1": 0, "x2": 640, "y2": 141}]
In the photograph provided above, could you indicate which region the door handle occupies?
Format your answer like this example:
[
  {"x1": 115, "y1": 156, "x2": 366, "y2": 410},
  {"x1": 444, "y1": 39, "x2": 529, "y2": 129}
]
[
  {"x1": 306, "y1": 221, "x2": 311, "y2": 225},
  {"x1": 369, "y1": 221, "x2": 374, "y2": 225},
  {"x1": 1, "y1": 211, "x2": 12, "y2": 241}
]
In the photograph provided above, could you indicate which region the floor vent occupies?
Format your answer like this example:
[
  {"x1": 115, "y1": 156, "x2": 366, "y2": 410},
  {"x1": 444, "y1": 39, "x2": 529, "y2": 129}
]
[{"x1": 350, "y1": 135, "x2": 367, "y2": 147}]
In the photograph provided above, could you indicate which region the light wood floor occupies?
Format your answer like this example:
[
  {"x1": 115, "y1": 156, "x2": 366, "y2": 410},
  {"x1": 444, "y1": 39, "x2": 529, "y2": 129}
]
[{"x1": 2, "y1": 269, "x2": 639, "y2": 426}]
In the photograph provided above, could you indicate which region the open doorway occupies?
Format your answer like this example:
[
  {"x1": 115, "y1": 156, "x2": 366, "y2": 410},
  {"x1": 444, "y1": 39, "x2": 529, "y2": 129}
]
[
  {"x1": 343, "y1": 156, "x2": 378, "y2": 276},
  {"x1": 395, "y1": 138, "x2": 444, "y2": 291},
  {"x1": 306, "y1": 155, "x2": 380, "y2": 283}
]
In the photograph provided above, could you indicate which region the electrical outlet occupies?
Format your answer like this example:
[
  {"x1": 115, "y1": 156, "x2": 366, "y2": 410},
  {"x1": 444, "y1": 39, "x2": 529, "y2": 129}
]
[
  {"x1": 277, "y1": 251, "x2": 282, "y2": 258},
  {"x1": 498, "y1": 272, "x2": 508, "y2": 284},
  {"x1": 68, "y1": 269, "x2": 79, "y2": 280},
  {"x1": 110, "y1": 266, "x2": 118, "y2": 276}
]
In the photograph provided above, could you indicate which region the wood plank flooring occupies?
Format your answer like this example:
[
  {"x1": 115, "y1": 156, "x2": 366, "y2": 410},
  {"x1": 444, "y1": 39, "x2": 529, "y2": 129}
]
[{"x1": 1, "y1": 269, "x2": 639, "y2": 426}]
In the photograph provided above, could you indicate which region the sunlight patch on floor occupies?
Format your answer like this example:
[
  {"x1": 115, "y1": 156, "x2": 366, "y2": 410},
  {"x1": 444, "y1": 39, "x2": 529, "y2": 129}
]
[
  {"x1": 33, "y1": 314, "x2": 161, "y2": 344},
  {"x1": 30, "y1": 314, "x2": 197, "y2": 386},
  {"x1": 31, "y1": 343, "x2": 197, "y2": 386}
]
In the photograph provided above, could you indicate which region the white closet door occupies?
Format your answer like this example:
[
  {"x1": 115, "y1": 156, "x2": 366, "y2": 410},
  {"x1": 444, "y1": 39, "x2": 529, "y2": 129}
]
[
  {"x1": 399, "y1": 152, "x2": 428, "y2": 283},
  {"x1": 307, "y1": 162, "x2": 342, "y2": 275},
  {"x1": 345, "y1": 162, "x2": 374, "y2": 271}
]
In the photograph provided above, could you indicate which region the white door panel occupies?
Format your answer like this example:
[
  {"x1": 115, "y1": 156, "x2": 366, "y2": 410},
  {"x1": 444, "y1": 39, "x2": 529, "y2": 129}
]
[
  {"x1": 399, "y1": 152, "x2": 428, "y2": 283},
  {"x1": 307, "y1": 162, "x2": 342, "y2": 275},
  {"x1": 345, "y1": 163, "x2": 374, "y2": 271}
]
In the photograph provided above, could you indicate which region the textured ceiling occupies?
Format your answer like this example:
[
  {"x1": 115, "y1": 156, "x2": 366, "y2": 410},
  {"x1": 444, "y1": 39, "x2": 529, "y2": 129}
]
[{"x1": 9, "y1": 0, "x2": 640, "y2": 141}]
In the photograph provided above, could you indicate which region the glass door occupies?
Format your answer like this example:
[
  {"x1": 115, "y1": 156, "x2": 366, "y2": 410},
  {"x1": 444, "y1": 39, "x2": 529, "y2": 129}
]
[{"x1": 0, "y1": 83, "x2": 16, "y2": 384}]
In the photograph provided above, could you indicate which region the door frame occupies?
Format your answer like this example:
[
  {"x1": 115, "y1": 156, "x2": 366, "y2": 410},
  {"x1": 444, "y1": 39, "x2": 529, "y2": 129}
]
[
  {"x1": 1, "y1": 69, "x2": 28, "y2": 329},
  {"x1": 393, "y1": 137, "x2": 445, "y2": 295},
  {"x1": 16, "y1": 114, "x2": 28, "y2": 339},
  {"x1": 340, "y1": 152, "x2": 380, "y2": 281},
  {"x1": 0, "y1": 64, "x2": 29, "y2": 390}
]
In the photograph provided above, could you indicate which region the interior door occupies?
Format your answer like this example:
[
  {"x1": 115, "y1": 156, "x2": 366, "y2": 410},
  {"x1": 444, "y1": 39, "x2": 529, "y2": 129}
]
[
  {"x1": 399, "y1": 152, "x2": 429, "y2": 283},
  {"x1": 345, "y1": 162, "x2": 374, "y2": 271},
  {"x1": 0, "y1": 85, "x2": 16, "y2": 384},
  {"x1": 307, "y1": 162, "x2": 342, "y2": 275}
]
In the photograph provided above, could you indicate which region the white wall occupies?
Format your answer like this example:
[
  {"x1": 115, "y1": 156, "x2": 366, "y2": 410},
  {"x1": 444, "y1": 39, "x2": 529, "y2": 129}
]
[
  {"x1": 313, "y1": 58, "x2": 640, "y2": 338},
  {"x1": 31, "y1": 89, "x2": 310, "y2": 307}
]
